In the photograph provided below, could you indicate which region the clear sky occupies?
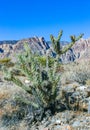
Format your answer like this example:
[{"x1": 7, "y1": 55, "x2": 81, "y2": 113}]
[{"x1": 0, "y1": 0, "x2": 90, "y2": 41}]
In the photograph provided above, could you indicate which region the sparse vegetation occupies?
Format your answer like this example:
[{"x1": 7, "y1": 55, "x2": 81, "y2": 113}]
[
  {"x1": 2, "y1": 30, "x2": 84, "y2": 127},
  {"x1": 61, "y1": 61, "x2": 90, "y2": 85}
]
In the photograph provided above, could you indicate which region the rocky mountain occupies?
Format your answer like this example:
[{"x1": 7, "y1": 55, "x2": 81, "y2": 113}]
[
  {"x1": 0, "y1": 36, "x2": 90, "y2": 63},
  {"x1": 0, "y1": 37, "x2": 50, "y2": 59},
  {"x1": 73, "y1": 38, "x2": 90, "y2": 61},
  {"x1": 60, "y1": 38, "x2": 90, "y2": 63},
  {"x1": 0, "y1": 40, "x2": 18, "y2": 45}
]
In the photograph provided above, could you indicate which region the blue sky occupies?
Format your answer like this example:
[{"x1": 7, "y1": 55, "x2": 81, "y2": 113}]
[{"x1": 0, "y1": 0, "x2": 90, "y2": 41}]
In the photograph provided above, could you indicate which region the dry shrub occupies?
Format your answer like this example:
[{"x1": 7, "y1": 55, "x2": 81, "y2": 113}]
[
  {"x1": 3, "y1": 104, "x2": 18, "y2": 114},
  {"x1": 0, "y1": 109, "x2": 5, "y2": 118},
  {"x1": 86, "y1": 79, "x2": 90, "y2": 86},
  {"x1": 61, "y1": 60, "x2": 90, "y2": 85},
  {"x1": 0, "y1": 91, "x2": 10, "y2": 100}
]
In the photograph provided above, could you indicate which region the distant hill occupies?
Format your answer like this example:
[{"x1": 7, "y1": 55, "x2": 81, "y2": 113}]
[
  {"x1": 0, "y1": 37, "x2": 49, "y2": 60},
  {"x1": 0, "y1": 40, "x2": 18, "y2": 45},
  {"x1": 0, "y1": 37, "x2": 90, "y2": 63}
]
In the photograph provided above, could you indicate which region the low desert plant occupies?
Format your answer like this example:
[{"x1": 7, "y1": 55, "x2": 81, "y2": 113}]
[
  {"x1": 73, "y1": 71, "x2": 90, "y2": 84},
  {"x1": 0, "y1": 58, "x2": 11, "y2": 64},
  {"x1": 61, "y1": 60, "x2": 90, "y2": 85},
  {"x1": 73, "y1": 61, "x2": 90, "y2": 84},
  {"x1": 0, "y1": 58, "x2": 11, "y2": 69},
  {"x1": 86, "y1": 79, "x2": 90, "y2": 86}
]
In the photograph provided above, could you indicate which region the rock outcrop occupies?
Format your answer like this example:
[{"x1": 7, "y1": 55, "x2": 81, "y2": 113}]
[
  {"x1": 0, "y1": 37, "x2": 50, "y2": 59},
  {"x1": 60, "y1": 38, "x2": 90, "y2": 63},
  {"x1": 0, "y1": 37, "x2": 90, "y2": 63}
]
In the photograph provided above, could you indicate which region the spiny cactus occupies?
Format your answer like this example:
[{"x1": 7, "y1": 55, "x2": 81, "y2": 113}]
[
  {"x1": 4, "y1": 43, "x2": 60, "y2": 113},
  {"x1": 36, "y1": 56, "x2": 55, "y2": 67},
  {"x1": 50, "y1": 30, "x2": 84, "y2": 56},
  {"x1": 4, "y1": 30, "x2": 84, "y2": 122}
]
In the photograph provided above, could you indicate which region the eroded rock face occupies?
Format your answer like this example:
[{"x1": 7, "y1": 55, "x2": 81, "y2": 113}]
[
  {"x1": 13, "y1": 37, "x2": 50, "y2": 54},
  {"x1": 0, "y1": 37, "x2": 90, "y2": 63},
  {"x1": 60, "y1": 48, "x2": 76, "y2": 63},
  {"x1": 60, "y1": 38, "x2": 90, "y2": 63},
  {"x1": 72, "y1": 38, "x2": 90, "y2": 61},
  {"x1": 0, "y1": 37, "x2": 50, "y2": 59}
]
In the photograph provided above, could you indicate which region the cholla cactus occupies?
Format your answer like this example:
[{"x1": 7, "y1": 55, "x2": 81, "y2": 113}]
[
  {"x1": 4, "y1": 30, "x2": 84, "y2": 121},
  {"x1": 4, "y1": 43, "x2": 60, "y2": 114}
]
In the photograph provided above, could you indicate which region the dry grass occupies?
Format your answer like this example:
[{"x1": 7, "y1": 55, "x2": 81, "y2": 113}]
[
  {"x1": 86, "y1": 79, "x2": 90, "y2": 86},
  {"x1": 0, "y1": 90, "x2": 11, "y2": 118},
  {"x1": 0, "y1": 86, "x2": 19, "y2": 119},
  {"x1": 61, "y1": 60, "x2": 90, "y2": 85},
  {"x1": 0, "y1": 91, "x2": 10, "y2": 100},
  {"x1": 3, "y1": 104, "x2": 18, "y2": 114},
  {"x1": 0, "y1": 109, "x2": 5, "y2": 118},
  {"x1": 0, "y1": 78, "x2": 33, "y2": 130}
]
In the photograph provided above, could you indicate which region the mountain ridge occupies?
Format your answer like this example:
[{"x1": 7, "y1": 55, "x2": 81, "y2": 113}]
[{"x1": 0, "y1": 36, "x2": 90, "y2": 63}]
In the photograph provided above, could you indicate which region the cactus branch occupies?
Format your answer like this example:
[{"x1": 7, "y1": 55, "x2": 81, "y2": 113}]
[{"x1": 56, "y1": 30, "x2": 63, "y2": 41}]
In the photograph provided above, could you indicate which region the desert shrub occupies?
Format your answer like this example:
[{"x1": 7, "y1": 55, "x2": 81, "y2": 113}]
[
  {"x1": 86, "y1": 79, "x2": 90, "y2": 86},
  {"x1": 71, "y1": 61, "x2": 90, "y2": 84},
  {"x1": 0, "y1": 58, "x2": 11, "y2": 64},
  {"x1": 0, "y1": 58, "x2": 15, "y2": 71},
  {"x1": 72, "y1": 71, "x2": 90, "y2": 84},
  {"x1": 0, "y1": 58, "x2": 11, "y2": 70},
  {"x1": 2, "y1": 104, "x2": 27, "y2": 126},
  {"x1": 61, "y1": 61, "x2": 90, "y2": 85}
]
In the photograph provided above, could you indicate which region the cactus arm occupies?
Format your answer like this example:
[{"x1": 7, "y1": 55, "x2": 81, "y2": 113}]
[
  {"x1": 60, "y1": 41, "x2": 75, "y2": 54},
  {"x1": 50, "y1": 30, "x2": 63, "y2": 43},
  {"x1": 75, "y1": 33, "x2": 84, "y2": 41},
  {"x1": 15, "y1": 96, "x2": 39, "y2": 108},
  {"x1": 4, "y1": 73, "x2": 32, "y2": 94},
  {"x1": 50, "y1": 35, "x2": 55, "y2": 43},
  {"x1": 60, "y1": 33, "x2": 84, "y2": 55},
  {"x1": 56, "y1": 30, "x2": 63, "y2": 41},
  {"x1": 50, "y1": 35, "x2": 56, "y2": 52},
  {"x1": 50, "y1": 35, "x2": 54, "y2": 44}
]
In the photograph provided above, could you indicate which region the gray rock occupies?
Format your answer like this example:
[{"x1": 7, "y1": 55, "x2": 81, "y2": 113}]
[
  {"x1": 88, "y1": 100, "x2": 90, "y2": 114},
  {"x1": 72, "y1": 120, "x2": 81, "y2": 127}
]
